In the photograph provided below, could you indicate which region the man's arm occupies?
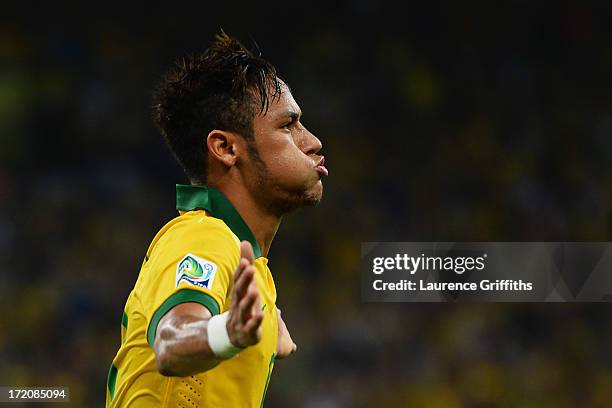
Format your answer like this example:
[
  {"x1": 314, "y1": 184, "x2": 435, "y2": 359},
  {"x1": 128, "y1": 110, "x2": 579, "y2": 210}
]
[{"x1": 154, "y1": 241, "x2": 263, "y2": 377}]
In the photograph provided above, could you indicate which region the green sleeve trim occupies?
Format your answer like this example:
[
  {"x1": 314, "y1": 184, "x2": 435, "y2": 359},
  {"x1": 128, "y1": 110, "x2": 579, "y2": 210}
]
[
  {"x1": 121, "y1": 311, "x2": 128, "y2": 329},
  {"x1": 107, "y1": 363, "x2": 118, "y2": 400},
  {"x1": 146, "y1": 289, "x2": 221, "y2": 346}
]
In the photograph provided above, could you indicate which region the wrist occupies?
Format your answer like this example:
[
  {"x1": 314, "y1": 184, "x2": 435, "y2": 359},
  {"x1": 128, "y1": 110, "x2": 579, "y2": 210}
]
[{"x1": 207, "y1": 312, "x2": 242, "y2": 359}]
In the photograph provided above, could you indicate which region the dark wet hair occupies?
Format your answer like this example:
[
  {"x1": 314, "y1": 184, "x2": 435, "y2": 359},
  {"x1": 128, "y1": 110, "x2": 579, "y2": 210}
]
[{"x1": 153, "y1": 32, "x2": 282, "y2": 183}]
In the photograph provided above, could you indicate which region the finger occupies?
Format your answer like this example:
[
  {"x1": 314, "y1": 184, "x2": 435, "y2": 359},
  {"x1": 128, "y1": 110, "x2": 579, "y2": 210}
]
[
  {"x1": 240, "y1": 241, "x2": 255, "y2": 265},
  {"x1": 292, "y1": 343, "x2": 297, "y2": 353},
  {"x1": 234, "y1": 265, "x2": 255, "y2": 305},
  {"x1": 239, "y1": 280, "x2": 259, "y2": 319},
  {"x1": 243, "y1": 311, "x2": 263, "y2": 338},
  {"x1": 238, "y1": 281, "x2": 259, "y2": 323},
  {"x1": 251, "y1": 284, "x2": 261, "y2": 317},
  {"x1": 234, "y1": 258, "x2": 249, "y2": 284},
  {"x1": 231, "y1": 259, "x2": 250, "y2": 309}
]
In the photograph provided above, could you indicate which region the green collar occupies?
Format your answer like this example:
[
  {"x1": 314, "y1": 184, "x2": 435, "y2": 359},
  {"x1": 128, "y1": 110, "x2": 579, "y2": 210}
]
[{"x1": 176, "y1": 184, "x2": 262, "y2": 258}]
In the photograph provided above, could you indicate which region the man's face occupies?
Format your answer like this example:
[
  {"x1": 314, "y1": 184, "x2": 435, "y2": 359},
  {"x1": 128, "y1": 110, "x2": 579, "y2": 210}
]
[{"x1": 244, "y1": 84, "x2": 326, "y2": 215}]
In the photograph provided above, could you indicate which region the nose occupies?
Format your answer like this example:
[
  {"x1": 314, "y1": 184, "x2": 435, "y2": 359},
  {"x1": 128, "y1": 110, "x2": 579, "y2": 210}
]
[{"x1": 302, "y1": 126, "x2": 322, "y2": 156}]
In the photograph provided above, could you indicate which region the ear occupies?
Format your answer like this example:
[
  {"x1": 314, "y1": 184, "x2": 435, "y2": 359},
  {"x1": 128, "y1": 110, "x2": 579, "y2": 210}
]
[{"x1": 206, "y1": 130, "x2": 239, "y2": 167}]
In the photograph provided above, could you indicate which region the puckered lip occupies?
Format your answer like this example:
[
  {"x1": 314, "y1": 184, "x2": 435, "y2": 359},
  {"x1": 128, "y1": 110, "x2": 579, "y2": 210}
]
[{"x1": 315, "y1": 156, "x2": 328, "y2": 177}]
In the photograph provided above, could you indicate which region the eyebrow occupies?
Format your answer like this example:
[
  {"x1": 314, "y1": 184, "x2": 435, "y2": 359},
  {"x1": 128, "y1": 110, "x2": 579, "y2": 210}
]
[{"x1": 279, "y1": 110, "x2": 301, "y2": 122}]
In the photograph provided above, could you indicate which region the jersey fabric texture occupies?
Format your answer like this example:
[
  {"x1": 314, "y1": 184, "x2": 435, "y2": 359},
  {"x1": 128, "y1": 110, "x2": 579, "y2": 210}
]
[{"x1": 106, "y1": 185, "x2": 278, "y2": 408}]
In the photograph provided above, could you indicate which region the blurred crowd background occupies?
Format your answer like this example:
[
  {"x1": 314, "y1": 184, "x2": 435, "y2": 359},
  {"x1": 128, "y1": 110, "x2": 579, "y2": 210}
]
[{"x1": 2, "y1": 2, "x2": 612, "y2": 407}]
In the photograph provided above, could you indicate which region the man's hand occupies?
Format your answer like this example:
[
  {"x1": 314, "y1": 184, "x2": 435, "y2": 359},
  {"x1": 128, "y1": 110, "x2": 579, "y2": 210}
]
[
  {"x1": 276, "y1": 308, "x2": 297, "y2": 359},
  {"x1": 227, "y1": 241, "x2": 264, "y2": 348},
  {"x1": 153, "y1": 241, "x2": 263, "y2": 376}
]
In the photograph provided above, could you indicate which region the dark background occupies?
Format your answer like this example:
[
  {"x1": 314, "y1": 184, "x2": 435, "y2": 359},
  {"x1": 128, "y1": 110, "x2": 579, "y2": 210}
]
[{"x1": 2, "y1": 2, "x2": 612, "y2": 406}]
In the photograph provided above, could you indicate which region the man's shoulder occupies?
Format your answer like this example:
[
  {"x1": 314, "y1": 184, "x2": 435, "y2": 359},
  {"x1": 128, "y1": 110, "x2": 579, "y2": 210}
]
[
  {"x1": 136, "y1": 210, "x2": 241, "y2": 288},
  {"x1": 132, "y1": 211, "x2": 241, "y2": 296},
  {"x1": 153, "y1": 210, "x2": 241, "y2": 254}
]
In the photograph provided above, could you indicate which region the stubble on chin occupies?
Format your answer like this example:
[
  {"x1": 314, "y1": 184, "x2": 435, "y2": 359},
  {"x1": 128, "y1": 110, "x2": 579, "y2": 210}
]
[
  {"x1": 255, "y1": 172, "x2": 323, "y2": 216},
  {"x1": 262, "y1": 181, "x2": 323, "y2": 216},
  {"x1": 298, "y1": 182, "x2": 323, "y2": 207}
]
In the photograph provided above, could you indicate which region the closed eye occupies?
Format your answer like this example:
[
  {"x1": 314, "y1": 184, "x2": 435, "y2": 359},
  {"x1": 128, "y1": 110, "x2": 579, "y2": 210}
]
[
  {"x1": 281, "y1": 117, "x2": 298, "y2": 130},
  {"x1": 280, "y1": 111, "x2": 300, "y2": 130}
]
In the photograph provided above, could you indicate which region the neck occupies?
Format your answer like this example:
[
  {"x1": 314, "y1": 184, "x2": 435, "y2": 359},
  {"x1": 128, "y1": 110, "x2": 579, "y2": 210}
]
[{"x1": 211, "y1": 180, "x2": 281, "y2": 258}]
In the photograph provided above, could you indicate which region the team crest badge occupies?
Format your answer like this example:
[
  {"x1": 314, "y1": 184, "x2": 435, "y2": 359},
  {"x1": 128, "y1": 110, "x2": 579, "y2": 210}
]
[{"x1": 176, "y1": 254, "x2": 217, "y2": 289}]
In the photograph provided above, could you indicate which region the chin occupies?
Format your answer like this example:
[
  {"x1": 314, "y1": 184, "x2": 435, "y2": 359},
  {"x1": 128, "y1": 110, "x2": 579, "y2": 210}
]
[
  {"x1": 302, "y1": 181, "x2": 323, "y2": 206},
  {"x1": 269, "y1": 180, "x2": 323, "y2": 215}
]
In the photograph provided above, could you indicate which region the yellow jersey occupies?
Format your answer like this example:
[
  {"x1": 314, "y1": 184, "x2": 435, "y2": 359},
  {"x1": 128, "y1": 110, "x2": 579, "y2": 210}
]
[{"x1": 106, "y1": 185, "x2": 278, "y2": 407}]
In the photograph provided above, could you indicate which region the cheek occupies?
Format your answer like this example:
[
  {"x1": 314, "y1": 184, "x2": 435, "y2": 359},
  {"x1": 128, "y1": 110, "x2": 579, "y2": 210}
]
[
  {"x1": 272, "y1": 150, "x2": 310, "y2": 174},
  {"x1": 253, "y1": 128, "x2": 317, "y2": 182},
  {"x1": 263, "y1": 135, "x2": 299, "y2": 163},
  {"x1": 264, "y1": 141, "x2": 313, "y2": 180}
]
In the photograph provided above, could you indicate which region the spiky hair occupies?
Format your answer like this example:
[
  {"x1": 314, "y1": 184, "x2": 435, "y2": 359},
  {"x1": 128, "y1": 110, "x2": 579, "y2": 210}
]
[{"x1": 153, "y1": 32, "x2": 283, "y2": 183}]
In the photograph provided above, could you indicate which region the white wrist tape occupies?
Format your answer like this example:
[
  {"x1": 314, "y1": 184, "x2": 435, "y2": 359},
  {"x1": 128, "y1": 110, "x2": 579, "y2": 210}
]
[{"x1": 207, "y1": 312, "x2": 241, "y2": 359}]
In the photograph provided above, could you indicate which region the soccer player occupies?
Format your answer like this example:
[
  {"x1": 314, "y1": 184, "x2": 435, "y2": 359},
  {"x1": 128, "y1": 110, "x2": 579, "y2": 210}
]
[{"x1": 105, "y1": 32, "x2": 327, "y2": 407}]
